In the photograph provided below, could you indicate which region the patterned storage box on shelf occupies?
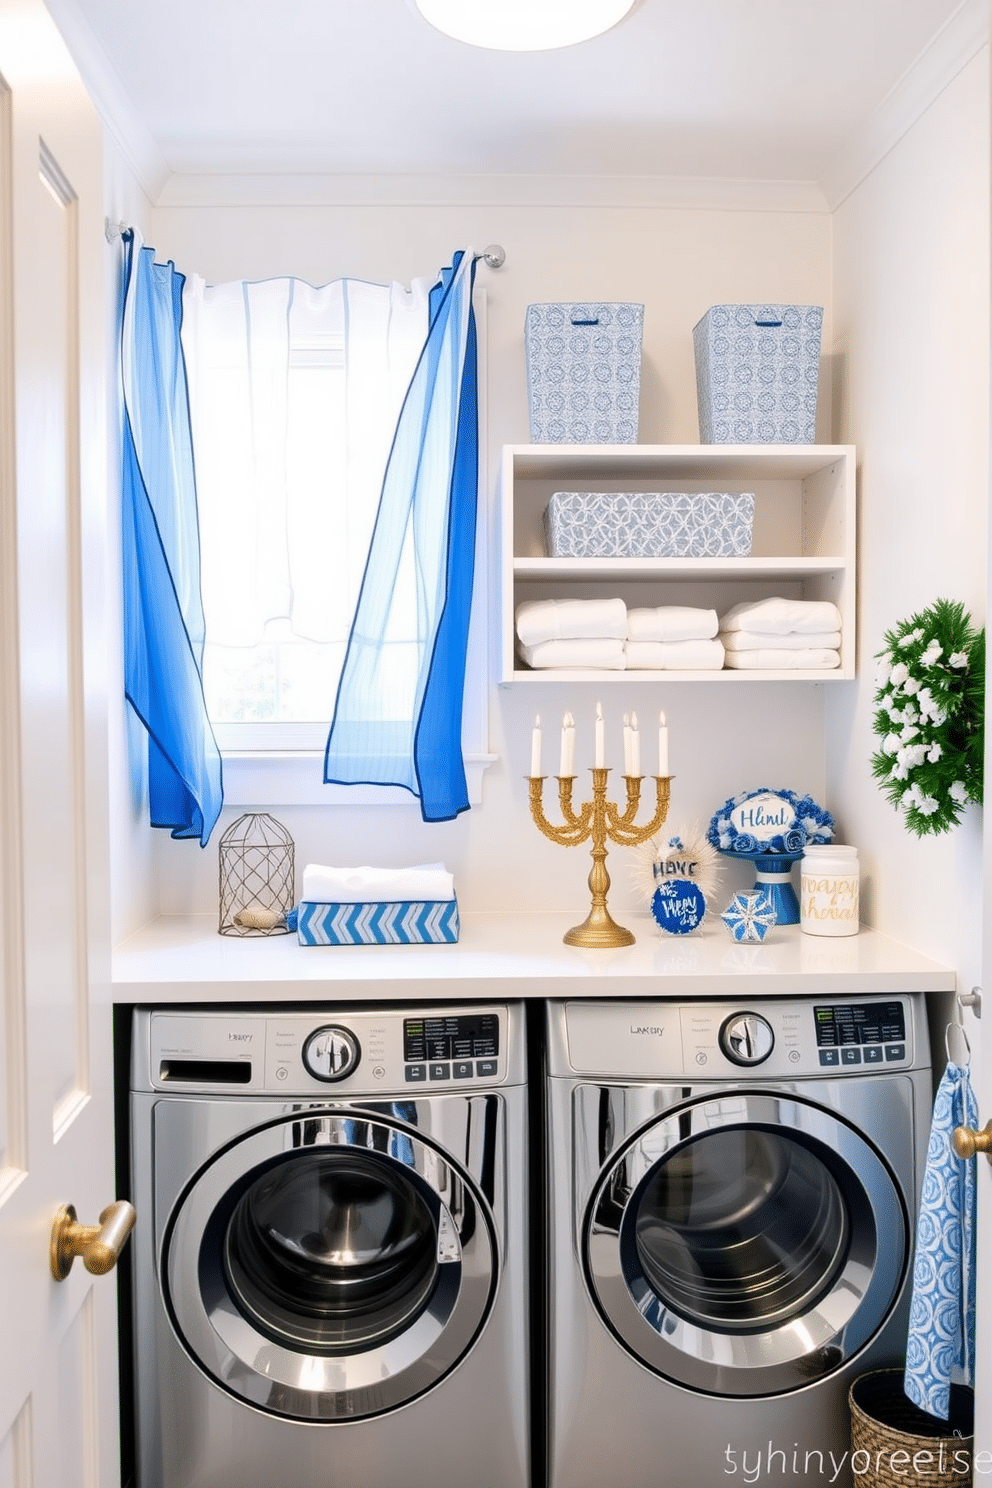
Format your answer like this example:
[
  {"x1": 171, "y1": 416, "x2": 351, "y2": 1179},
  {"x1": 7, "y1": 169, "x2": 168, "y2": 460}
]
[
  {"x1": 693, "y1": 304, "x2": 823, "y2": 444},
  {"x1": 525, "y1": 302, "x2": 643, "y2": 444},
  {"x1": 544, "y1": 491, "x2": 754, "y2": 558},
  {"x1": 294, "y1": 900, "x2": 460, "y2": 946}
]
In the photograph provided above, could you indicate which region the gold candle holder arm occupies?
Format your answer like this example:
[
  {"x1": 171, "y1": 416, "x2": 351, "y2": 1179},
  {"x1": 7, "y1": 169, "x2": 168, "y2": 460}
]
[
  {"x1": 606, "y1": 776, "x2": 672, "y2": 843},
  {"x1": 529, "y1": 776, "x2": 592, "y2": 845}
]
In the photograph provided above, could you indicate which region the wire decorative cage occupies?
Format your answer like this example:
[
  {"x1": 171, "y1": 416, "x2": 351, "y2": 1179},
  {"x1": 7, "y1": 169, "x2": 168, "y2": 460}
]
[{"x1": 218, "y1": 813, "x2": 295, "y2": 936}]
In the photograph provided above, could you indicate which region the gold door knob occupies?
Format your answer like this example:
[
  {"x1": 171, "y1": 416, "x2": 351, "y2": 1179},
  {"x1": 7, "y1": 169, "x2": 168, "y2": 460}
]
[
  {"x1": 50, "y1": 1200, "x2": 136, "y2": 1281},
  {"x1": 951, "y1": 1120, "x2": 992, "y2": 1164}
]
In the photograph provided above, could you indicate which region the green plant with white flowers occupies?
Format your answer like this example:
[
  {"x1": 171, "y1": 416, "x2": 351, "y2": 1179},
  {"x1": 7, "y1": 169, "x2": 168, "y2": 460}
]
[{"x1": 871, "y1": 599, "x2": 984, "y2": 837}]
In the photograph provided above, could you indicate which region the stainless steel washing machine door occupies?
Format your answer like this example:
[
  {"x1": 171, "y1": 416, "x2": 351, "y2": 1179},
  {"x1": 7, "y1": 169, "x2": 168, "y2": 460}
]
[
  {"x1": 163, "y1": 1108, "x2": 496, "y2": 1421},
  {"x1": 584, "y1": 1091, "x2": 908, "y2": 1397}
]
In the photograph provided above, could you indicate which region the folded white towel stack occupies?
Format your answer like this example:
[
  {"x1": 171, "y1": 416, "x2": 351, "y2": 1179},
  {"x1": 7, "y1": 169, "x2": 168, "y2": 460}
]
[
  {"x1": 719, "y1": 597, "x2": 842, "y2": 635},
  {"x1": 721, "y1": 629, "x2": 841, "y2": 652},
  {"x1": 626, "y1": 639, "x2": 725, "y2": 670},
  {"x1": 515, "y1": 597, "x2": 627, "y2": 647},
  {"x1": 718, "y1": 597, "x2": 842, "y2": 670},
  {"x1": 516, "y1": 596, "x2": 628, "y2": 670},
  {"x1": 627, "y1": 606, "x2": 719, "y2": 643},
  {"x1": 302, "y1": 862, "x2": 455, "y2": 904},
  {"x1": 518, "y1": 638, "x2": 626, "y2": 670},
  {"x1": 723, "y1": 648, "x2": 841, "y2": 670}
]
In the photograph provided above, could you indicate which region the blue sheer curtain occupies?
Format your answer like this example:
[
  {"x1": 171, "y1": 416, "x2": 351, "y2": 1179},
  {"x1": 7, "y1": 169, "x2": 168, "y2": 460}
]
[
  {"x1": 120, "y1": 231, "x2": 223, "y2": 845},
  {"x1": 323, "y1": 250, "x2": 480, "y2": 822}
]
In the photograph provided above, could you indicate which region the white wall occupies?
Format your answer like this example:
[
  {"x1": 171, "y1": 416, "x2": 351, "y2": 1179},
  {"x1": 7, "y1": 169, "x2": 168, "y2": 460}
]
[
  {"x1": 138, "y1": 197, "x2": 836, "y2": 918},
  {"x1": 830, "y1": 49, "x2": 989, "y2": 991}
]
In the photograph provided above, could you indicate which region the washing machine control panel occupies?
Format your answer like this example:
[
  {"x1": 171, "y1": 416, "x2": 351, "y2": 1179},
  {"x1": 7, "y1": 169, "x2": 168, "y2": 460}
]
[
  {"x1": 401, "y1": 1011, "x2": 500, "y2": 1086},
  {"x1": 142, "y1": 1005, "x2": 518, "y2": 1094},
  {"x1": 812, "y1": 1001, "x2": 907, "y2": 1068},
  {"x1": 719, "y1": 1012, "x2": 774, "y2": 1066},
  {"x1": 560, "y1": 996, "x2": 921, "y2": 1079}
]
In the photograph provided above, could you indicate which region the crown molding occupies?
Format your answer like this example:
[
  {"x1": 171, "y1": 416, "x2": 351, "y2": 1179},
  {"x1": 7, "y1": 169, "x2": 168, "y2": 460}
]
[
  {"x1": 155, "y1": 171, "x2": 828, "y2": 213},
  {"x1": 46, "y1": 0, "x2": 982, "y2": 220},
  {"x1": 42, "y1": 0, "x2": 171, "y2": 200},
  {"x1": 819, "y1": 0, "x2": 990, "y2": 210}
]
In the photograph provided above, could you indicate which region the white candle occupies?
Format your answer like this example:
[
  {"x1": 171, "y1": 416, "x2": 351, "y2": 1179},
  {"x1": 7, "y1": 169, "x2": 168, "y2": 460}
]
[
  {"x1": 560, "y1": 711, "x2": 575, "y2": 776},
  {"x1": 623, "y1": 712, "x2": 632, "y2": 776},
  {"x1": 658, "y1": 709, "x2": 669, "y2": 777},
  {"x1": 531, "y1": 713, "x2": 542, "y2": 776},
  {"x1": 595, "y1": 701, "x2": 605, "y2": 768},
  {"x1": 630, "y1": 710, "x2": 641, "y2": 777}
]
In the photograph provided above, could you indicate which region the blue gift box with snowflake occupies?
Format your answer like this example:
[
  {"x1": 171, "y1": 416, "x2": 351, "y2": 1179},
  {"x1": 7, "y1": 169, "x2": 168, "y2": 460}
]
[{"x1": 721, "y1": 890, "x2": 777, "y2": 943}]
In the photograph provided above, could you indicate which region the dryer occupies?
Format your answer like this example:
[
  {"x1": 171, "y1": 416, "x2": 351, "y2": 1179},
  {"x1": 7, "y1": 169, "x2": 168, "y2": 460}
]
[
  {"x1": 544, "y1": 995, "x2": 932, "y2": 1488},
  {"x1": 129, "y1": 1003, "x2": 529, "y2": 1488}
]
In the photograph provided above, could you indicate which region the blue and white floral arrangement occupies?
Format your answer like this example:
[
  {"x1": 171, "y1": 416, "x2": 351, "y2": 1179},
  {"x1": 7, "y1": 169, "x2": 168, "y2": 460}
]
[
  {"x1": 707, "y1": 787, "x2": 835, "y2": 925},
  {"x1": 871, "y1": 599, "x2": 984, "y2": 837},
  {"x1": 632, "y1": 825, "x2": 721, "y2": 935}
]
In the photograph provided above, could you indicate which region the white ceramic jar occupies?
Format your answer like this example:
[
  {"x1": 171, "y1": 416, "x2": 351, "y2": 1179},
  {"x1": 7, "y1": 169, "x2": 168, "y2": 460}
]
[{"x1": 800, "y1": 845, "x2": 860, "y2": 937}]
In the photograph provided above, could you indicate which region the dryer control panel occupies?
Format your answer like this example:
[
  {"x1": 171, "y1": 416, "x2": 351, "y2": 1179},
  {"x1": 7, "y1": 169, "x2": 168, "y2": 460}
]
[{"x1": 559, "y1": 996, "x2": 926, "y2": 1080}]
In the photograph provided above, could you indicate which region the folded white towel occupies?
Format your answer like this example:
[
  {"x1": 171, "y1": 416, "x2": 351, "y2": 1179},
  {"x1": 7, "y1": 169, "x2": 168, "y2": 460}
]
[
  {"x1": 719, "y1": 597, "x2": 843, "y2": 635},
  {"x1": 627, "y1": 606, "x2": 719, "y2": 643},
  {"x1": 625, "y1": 639, "x2": 725, "y2": 670},
  {"x1": 302, "y1": 862, "x2": 455, "y2": 904},
  {"x1": 721, "y1": 629, "x2": 841, "y2": 652},
  {"x1": 723, "y1": 649, "x2": 841, "y2": 670},
  {"x1": 515, "y1": 597, "x2": 627, "y2": 647},
  {"x1": 518, "y1": 638, "x2": 626, "y2": 669}
]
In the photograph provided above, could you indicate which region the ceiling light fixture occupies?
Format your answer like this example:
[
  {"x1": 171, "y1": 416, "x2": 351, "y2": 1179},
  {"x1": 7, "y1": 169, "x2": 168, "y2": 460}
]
[{"x1": 414, "y1": 0, "x2": 636, "y2": 52}]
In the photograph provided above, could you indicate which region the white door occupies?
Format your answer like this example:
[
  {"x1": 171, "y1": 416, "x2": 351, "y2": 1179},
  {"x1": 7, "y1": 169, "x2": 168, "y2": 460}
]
[
  {"x1": 0, "y1": 2, "x2": 121, "y2": 1486},
  {"x1": 977, "y1": 603, "x2": 992, "y2": 1444}
]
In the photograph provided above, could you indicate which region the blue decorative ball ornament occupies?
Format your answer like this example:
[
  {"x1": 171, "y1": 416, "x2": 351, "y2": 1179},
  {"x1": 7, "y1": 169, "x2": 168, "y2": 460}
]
[
  {"x1": 651, "y1": 878, "x2": 707, "y2": 935},
  {"x1": 721, "y1": 890, "x2": 777, "y2": 943}
]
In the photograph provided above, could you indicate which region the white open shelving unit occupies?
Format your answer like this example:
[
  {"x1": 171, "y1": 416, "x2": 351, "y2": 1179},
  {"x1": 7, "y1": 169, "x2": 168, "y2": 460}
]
[{"x1": 498, "y1": 443, "x2": 856, "y2": 683}]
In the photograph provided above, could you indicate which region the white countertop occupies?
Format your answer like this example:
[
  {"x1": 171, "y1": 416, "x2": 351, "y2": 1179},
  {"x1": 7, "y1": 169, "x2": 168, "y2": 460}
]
[{"x1": 112, "y1": 913, "x2": 956, "y2": 1003}]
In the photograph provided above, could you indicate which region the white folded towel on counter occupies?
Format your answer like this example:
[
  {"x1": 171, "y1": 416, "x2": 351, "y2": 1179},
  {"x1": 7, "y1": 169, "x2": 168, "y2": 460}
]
[
  {"x1": 723, "y1": 648, "x2": 841, "y2": 670},
  {"x1": 627, "y1": 606, "x2": 719, "y2": 643},
  {"x1": 515, "y1": 597, "x2": 627, "y2": 647},
  {"x1": 719, "y1": 597, "x2": 843, "y2": 635},
  {"x1": 302, "y1": 862, "x2": 455, "y2": 904},
  {"x1": 625, "y1": 639, "x2": 725, "y2": 670},
  {"x1": 721, "y1": 628, "x2": 841, "y2": 652},
  {"x1": 518, "y1": 637, "x2": 627, "y2": 669}
]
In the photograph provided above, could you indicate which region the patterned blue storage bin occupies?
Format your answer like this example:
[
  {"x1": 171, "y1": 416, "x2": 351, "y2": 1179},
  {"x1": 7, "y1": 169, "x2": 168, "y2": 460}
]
[
  {"x1": 525, "y1": 302, "x2": 643, "y2": 443},
  {"x1": 294, "y1": 900, "x2": 459, "y2": 945},
  {"x1": 544, "y1": 491, "x2": 754, "y2": 558},
  {"x1": 693, "y1": 304, "x2": 823, "y2": 444}
]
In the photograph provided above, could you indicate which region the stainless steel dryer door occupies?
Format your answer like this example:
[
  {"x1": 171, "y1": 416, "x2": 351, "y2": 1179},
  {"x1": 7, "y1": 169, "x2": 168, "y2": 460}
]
[
  {"x1": 163, "y1": 1108, "x2": 497, "y2": 1420},
  {"x1": 584, "y1": 1091, "x2": 908, "y2": 1397}
]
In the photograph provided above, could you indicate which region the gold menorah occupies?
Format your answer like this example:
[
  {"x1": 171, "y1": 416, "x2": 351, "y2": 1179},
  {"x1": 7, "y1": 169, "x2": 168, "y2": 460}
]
[{"x1": 529, "y1": 769, "x2": 672, "y2": 948}]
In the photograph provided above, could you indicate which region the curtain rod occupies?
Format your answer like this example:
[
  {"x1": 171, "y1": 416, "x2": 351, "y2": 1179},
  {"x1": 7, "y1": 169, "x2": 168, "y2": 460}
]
[{"x1": 105, "y1": 219, "x2": 506, "y2": 270}]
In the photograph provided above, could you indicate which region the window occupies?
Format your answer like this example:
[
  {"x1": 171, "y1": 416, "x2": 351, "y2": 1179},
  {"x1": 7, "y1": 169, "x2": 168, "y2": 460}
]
[{"x1": 181, "y1": 272, "x2": 491, "y2": 805}]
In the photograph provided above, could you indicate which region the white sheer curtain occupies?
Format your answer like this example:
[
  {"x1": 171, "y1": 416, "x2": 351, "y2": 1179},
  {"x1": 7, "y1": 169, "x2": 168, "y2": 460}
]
[{"x1": 181, "y1": 273, "x2": 430, "y2": 722}]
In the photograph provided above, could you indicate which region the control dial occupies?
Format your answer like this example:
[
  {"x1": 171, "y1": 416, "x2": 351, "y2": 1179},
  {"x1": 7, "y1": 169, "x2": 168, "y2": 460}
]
[
  {"x1": 719, "y1": 1012, "x2": 774, "y2": 1067},
  {"x1": 302, "y1": 1025, "x2": 361, "y2": 1082}
]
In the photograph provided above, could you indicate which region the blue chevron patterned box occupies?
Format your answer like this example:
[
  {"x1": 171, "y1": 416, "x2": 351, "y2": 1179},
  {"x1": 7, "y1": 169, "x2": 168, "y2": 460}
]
[{"x1": 294, "y1": 899, "x2": 460, "y2": 946}]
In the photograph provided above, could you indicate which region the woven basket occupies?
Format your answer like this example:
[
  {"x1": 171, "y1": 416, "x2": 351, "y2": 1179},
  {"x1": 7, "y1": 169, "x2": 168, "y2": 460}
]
[{"x1": 849, "y1": 1370, "x2": 973, "y2": 1486}]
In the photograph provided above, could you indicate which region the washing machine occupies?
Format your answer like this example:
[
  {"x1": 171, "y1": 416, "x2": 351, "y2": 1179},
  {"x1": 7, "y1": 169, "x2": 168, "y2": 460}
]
[
  {"x1": 545, "y1": 995, "x2": 932, "y2": 1488},
  {"x1": 129, "y1": 1002, "x2": 529, "y2": 1488}
]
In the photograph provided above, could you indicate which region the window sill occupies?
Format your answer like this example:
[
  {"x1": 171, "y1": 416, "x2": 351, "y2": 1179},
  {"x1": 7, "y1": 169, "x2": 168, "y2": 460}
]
[{"x1": 221, "y1": 751, "x2": 498, "y2": 807}]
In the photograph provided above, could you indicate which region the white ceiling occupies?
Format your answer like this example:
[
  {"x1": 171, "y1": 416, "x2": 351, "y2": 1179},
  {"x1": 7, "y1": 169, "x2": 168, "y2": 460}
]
[{"x1": 45, "y1": 0, "x2": 983, "y2": 202}]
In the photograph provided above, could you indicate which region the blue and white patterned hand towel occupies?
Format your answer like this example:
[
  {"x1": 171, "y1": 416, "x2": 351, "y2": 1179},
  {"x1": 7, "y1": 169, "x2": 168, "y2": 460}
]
[{"x1": 904, "y1": 1060, "x2": 977, "y2": 1419}]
